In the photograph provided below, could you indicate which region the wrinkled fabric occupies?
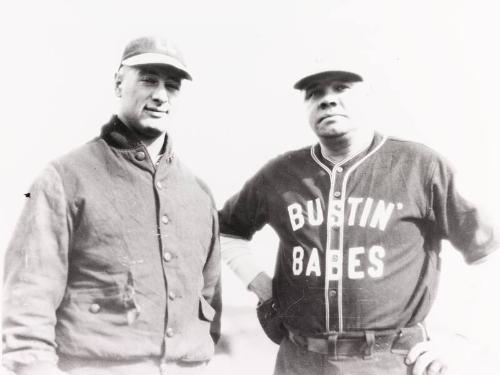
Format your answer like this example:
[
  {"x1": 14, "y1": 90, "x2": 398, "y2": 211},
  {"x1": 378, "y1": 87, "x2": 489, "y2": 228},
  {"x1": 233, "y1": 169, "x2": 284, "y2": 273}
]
[{"x1": 2, "y1": 116, "x2": 221, "y2": 373}]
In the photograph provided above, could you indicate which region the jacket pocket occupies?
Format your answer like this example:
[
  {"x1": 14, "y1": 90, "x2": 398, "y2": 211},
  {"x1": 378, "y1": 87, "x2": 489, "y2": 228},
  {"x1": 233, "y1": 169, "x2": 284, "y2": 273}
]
[
  {"x1": 64, "y1": 284, "x2": 140, "y2": 326},
  {"x1": 199, "y1": 296, "x2": 215, "y2": 322}
]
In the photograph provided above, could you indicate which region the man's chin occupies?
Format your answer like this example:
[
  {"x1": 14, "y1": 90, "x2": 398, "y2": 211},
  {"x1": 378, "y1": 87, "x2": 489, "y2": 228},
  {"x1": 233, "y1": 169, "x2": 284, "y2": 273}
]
[
  {"x1": 320, "y1": 133, "x2": 345, "y2": 140},
  {"x1": 317, "y1": 128, "x2": 352, "y2": 140},
  {"x1": 131, "y1": 124, "x2": 167, "y2": 141},
  {"x1": 316, "y1": 123, "x2": 355, "y2": 139},
  {"x1": 142, "y1": 120, "x2": 169, "y2": 135}
]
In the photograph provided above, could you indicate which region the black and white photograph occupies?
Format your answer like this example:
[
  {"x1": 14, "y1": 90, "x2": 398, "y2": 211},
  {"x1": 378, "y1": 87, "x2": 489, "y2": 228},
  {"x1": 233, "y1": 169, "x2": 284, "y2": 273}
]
[{"x1": 1, "y1": 1, "x2": 499, "y2": 374}]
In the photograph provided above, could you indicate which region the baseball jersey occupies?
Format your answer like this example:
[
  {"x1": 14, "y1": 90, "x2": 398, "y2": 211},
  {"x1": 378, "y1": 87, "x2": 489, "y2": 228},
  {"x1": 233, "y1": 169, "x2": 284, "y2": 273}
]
[{"x1": 219, "y1": 132, "x2": 497, "y2": 337}]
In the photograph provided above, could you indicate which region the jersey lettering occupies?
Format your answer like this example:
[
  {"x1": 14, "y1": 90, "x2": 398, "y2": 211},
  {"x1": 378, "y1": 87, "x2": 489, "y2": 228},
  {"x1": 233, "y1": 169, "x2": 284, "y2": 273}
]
[
  {"x1": 287, "y1": 197, "x2": 403, "y2": 232},
  {"x1": 348, "y1": 246, "x2": 365, "y2": 279},
  {"x1": 292, "y1": 246, "x2": 304, "y2": 275},
  {"x1": 369, "y1": 200, "x2": 395, "y2": 230},
  {"x1": 288, "y1": 204, "x2": 305, "y2": 231},
  {"x1": 305, "y1": 248, "x2": 321, "y2": 276},
  {"x1": 329, "y1": 199, "x2": 343, "y2": 227},
  {"x1": 346, "y1": 197, "x2": 403, "y2": 231},
  {"x1": 307, "y1": 198, "x2": 324, "y2": 226},
  {"x1": 288, "y1": 199, "x2": 324, "y2": 231},
  {"x1": 367, "y1": 245, "x2": 385, "y2": 277},
  {"x1": 347, "y1": 197, "x2": 363, "y2": 225},
  {"x1": 359, "y1": 197, "x2": 374, "y2": 227},
  {"x1": 325, "y1": 249, "x2": 342, "y2": 281},
  {"x1": 293, "y1": 245, "x2": 387, "y2": 280}
]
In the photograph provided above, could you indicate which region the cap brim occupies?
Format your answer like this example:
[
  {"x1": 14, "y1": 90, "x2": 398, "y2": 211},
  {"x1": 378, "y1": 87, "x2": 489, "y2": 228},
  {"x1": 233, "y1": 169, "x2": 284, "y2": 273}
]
[
  {"x1": 121, "y1": 53, "x2": 192, "y2": 80},
  {"x1": 294, "y1": 71, "x2": 362, "y2": 90}
]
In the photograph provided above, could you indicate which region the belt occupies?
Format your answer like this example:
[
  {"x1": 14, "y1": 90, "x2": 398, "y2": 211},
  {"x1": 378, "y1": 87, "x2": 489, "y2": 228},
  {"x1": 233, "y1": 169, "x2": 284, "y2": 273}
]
[{"x1": 288, "y1": 324, "x2": 427, "y2": 360}]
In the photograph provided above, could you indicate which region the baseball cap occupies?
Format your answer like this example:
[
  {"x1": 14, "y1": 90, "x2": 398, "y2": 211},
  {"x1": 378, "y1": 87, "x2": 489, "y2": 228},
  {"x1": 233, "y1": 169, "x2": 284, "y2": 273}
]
[
  {"x1": 293, "y1": 56, "x2": 365, "y2": 91},
  {"x1": 120, "y1": 36, "x2": 192, "y2": 80}
]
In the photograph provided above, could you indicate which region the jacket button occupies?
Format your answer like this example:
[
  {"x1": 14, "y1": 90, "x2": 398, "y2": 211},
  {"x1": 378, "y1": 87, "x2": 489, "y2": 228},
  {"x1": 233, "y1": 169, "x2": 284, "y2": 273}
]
[
  {"x1": 166, "y1": 327, "x2": 175, "y2": 337},
  {"x1": 135, "y1": 151, "x2": 146, "y2": 161},
  {"x1": 329, "y1": 290, "x2": 337, "y2": 298},
  {"x1": 161, "y1": 215, "x2": 169, "y2": 224},
  {"x1": 337, "y1": 167, "x2": 343, "y2": 173},
  {"x1": 163, "y1": 252, "x2": 173, "y2": 262},
  {"x1": 168, "y1": 291, "x2": 176, "y2": 300},
  {"x1": 89, "y1": 303, "x2": 101, "y2": 313},
  {"x1": 333, "y1": 191, "x2": 341, "y2": 198},
  {"x1": 156, "y1": 181, "x2": 163, "y2": 189}
]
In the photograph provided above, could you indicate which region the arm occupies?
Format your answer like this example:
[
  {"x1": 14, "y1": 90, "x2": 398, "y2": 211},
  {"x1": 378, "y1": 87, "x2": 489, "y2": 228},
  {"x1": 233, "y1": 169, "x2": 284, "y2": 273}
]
[
  {"x1": 220, "y1": 235, "x2": 272, "y2": 302},
  {"x1": 2, "y1": 165, "x2": 70, "y2": 374},
  {"x1": 201, "y1": 210, "x2": 222, "y2": 344},
  {"x1": 406, "y1": 252, "x2": 500, "y2": 375},
  {"x1": 406, "y1": 157, "x2": 499, "y2": 374},
  {"x1": 219, "y1": 165, "x2": 273, "y2": 300}
]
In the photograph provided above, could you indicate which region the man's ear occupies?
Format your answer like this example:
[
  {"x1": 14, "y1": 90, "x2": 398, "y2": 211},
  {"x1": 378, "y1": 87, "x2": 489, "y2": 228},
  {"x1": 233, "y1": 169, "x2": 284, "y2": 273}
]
[{"x1": 114, "y1": 70, "x2": 123, "y2": 97}]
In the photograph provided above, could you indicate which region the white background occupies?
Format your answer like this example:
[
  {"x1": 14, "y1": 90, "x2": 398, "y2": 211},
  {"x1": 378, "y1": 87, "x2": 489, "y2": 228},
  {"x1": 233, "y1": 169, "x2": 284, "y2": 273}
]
[{"x1": 1, "y1": 0, "x2": 500, "y2": 371}]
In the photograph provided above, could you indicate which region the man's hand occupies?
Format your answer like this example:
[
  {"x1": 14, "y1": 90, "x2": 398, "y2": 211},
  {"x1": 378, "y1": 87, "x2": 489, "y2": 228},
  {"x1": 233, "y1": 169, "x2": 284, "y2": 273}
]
[
  {"x1": 248, "y1": 272, "x2": 273, "y2": 302},
  {"x1": 405, "y1": 332, "x2": 482, "y2": 375},
  {"x1": 406, "y1": 341, "x2": 448, "y2": 375}
]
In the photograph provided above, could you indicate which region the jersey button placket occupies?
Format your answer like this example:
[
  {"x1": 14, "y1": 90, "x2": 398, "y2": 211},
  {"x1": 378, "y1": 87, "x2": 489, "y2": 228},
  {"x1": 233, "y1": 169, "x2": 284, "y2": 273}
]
[{"x1": 331, "y1": 165, "x2": 345, "y2": 332}]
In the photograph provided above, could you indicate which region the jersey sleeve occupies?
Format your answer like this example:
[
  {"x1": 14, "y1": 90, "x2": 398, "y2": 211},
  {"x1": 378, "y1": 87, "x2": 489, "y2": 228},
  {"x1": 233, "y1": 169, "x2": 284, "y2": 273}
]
[
  {"x1": 218, "y1": 167, "x2": 270, "y2": 241},
  {"x1": 427, "y1": 156, "x2": 498, "y2": 264}
]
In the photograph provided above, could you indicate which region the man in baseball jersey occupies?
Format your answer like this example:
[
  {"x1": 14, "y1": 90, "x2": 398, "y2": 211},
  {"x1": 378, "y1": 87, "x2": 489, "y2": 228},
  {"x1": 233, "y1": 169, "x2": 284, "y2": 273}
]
[
  {"x1": 2, "y1": 36, "x2": 221, "y2": 375},
  {"x1": 219, "y1": 62, "x2": 498, "y2": 374}
]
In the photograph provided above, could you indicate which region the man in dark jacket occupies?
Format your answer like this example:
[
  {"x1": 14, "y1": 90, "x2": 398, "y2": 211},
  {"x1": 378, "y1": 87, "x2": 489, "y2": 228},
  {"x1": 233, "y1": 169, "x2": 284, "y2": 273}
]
[{"x1": 2, "y1": 36, "x2": 221, "y2": 375}]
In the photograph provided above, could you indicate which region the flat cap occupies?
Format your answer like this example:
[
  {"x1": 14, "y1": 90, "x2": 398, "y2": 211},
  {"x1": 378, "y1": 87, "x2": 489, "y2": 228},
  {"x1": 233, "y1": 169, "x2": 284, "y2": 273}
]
[{"x1": 120, "y1": 36, "x2": 191, "y2": 80}]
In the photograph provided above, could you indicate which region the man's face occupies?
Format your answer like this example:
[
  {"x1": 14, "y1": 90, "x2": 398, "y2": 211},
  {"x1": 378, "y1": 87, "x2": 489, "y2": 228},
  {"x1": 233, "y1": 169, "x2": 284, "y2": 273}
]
[
  {"x1": 115, "y1": 65, "x2": 181, "y2": 139},
  {"x1": 305, "y1": 79, "x2": 366, "y2": 140}
]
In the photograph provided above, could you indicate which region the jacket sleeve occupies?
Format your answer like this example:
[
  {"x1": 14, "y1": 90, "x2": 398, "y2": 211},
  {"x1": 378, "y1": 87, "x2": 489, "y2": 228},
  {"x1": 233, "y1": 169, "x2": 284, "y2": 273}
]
[
  {"x1": 201, "y1": 209, "x2": 222, "y2": 344},
  {"x1": 427, "y1": 157, "x2": 499, "y2": 264},
  {"x1": 2, "y1": 165, "x2": 71, "y2": 372}
]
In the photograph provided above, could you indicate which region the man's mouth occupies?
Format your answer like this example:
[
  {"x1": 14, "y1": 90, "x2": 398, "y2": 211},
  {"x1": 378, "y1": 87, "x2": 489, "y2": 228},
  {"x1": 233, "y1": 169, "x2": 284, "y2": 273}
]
[
  {"x1": 317, "y1": 113, "x2": 346, "y2": 125},
  {"x1": 144, "y1": 107, "x2": 168, "y2": 117}
]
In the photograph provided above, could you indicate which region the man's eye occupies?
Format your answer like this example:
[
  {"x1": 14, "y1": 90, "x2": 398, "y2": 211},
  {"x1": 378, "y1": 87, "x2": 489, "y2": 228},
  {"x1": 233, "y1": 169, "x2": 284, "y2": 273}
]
[
  {"x1": 305, "y1": 89, "x2": 323, "y2": 100},
  {"x1": 141, "y1": 76, "x2": 158, "y2": 84},
  {"x1": 334, "y1": 84, "x2": 349, "y2": 92},
  {"x1": 165, "y1": 84, "x2": 180, "y2": 91}
]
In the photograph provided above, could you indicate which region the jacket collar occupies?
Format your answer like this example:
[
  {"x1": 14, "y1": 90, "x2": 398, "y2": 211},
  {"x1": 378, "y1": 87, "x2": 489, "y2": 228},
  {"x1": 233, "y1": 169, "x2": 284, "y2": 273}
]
[{"x1": 100, "y1": 115, "x2": 174, "y2": 160}]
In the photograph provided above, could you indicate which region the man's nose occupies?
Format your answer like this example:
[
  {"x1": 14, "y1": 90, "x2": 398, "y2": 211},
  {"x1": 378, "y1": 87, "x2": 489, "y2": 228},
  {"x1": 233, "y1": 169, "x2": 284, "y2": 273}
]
[
  {"x1": 319, "y1": 90, "x2": 339, "y2": 109},
  {"x1": 318, "y1": 95, "x2": 338, "y2": 110},
  {"x1": 151, "y1": 85, "x2": 169, "y2": 103}
]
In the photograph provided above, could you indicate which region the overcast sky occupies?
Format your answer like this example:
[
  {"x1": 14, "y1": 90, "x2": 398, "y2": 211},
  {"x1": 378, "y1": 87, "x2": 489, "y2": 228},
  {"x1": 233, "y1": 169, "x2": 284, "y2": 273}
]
[{"x1": 2, "y1": 0, "x2": 500, "y2": 357}]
